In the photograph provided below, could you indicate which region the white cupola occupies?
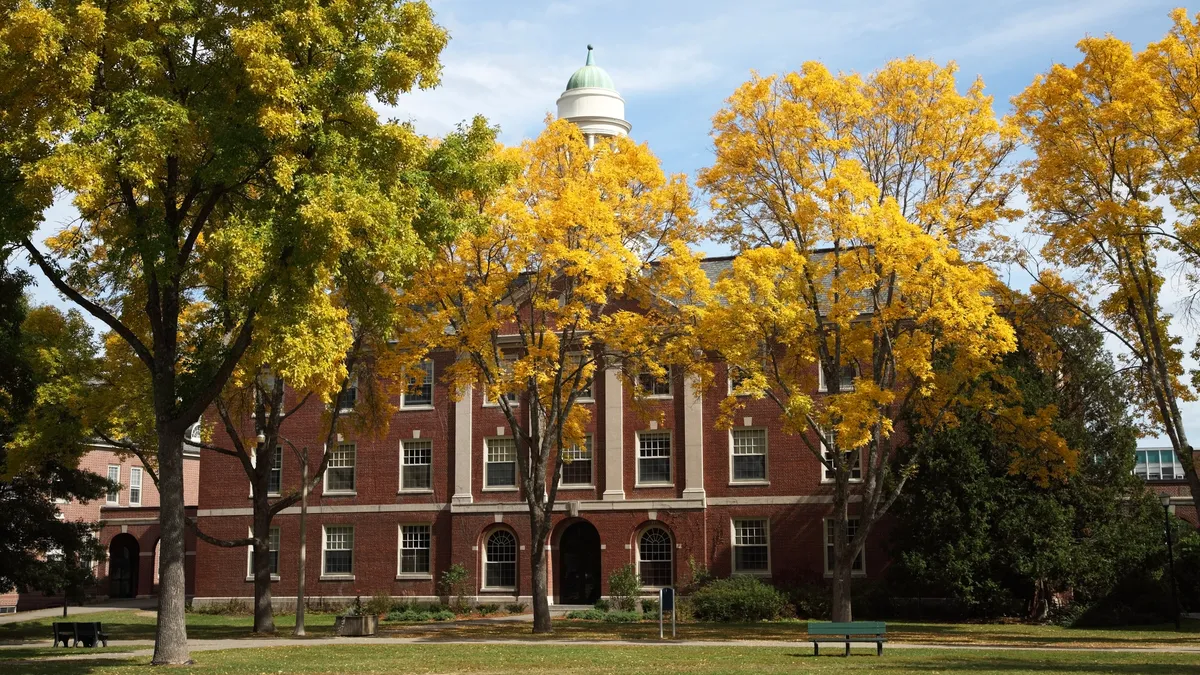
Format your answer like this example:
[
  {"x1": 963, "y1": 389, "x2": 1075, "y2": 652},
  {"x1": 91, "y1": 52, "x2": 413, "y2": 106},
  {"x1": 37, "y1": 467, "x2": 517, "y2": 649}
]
[{"x1": 556, "y1": 45, "x2": 631, "y2": 144}]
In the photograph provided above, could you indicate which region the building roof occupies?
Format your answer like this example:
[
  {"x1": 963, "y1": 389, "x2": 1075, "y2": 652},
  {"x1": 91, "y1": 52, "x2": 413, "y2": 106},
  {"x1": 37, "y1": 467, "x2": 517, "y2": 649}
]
[{"x1": 566, "y1": 45, "x2": 616, "y2": 91}]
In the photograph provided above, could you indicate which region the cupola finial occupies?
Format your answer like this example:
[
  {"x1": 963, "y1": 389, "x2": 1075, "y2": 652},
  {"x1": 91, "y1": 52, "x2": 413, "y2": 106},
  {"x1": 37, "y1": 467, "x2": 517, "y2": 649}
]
[{"x1": 585, "y1": 44, "x2": 595, "y2": 66}]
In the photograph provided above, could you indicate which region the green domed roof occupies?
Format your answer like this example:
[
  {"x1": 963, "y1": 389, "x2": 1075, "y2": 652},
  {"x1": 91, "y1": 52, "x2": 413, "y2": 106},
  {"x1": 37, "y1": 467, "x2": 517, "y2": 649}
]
[{"x1": 566, "y1": 45, "x2": 615, "y2": 91}]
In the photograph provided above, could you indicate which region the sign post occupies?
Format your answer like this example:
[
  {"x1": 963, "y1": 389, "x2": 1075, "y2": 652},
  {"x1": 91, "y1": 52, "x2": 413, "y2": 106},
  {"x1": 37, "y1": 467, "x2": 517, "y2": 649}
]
[{"x1": 659, "y1": 587, "x2": 676, "y2": 639}]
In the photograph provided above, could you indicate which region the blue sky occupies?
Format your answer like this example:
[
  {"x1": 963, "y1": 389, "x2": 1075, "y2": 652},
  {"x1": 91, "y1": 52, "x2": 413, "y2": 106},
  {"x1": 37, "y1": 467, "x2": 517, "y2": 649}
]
[{"x1": 23, "y1": 0, "x2": 1198, "y2": 446}]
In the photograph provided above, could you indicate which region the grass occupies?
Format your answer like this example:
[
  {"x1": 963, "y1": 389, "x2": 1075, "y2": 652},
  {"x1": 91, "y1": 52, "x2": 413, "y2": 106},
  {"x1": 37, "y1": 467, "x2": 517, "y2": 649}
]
[
  {"x1": 0, "y1": 610, "x2": 339, "y2": 643},
  {"x1": 380, "y1": 616, "x2": 1200, "y2": 649},
  {"x1": 5, "y1": 644, "x2": 1200, "y2": 674}
]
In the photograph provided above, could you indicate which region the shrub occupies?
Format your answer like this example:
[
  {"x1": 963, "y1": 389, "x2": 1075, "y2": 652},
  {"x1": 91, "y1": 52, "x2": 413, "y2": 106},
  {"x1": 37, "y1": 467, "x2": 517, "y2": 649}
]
[
  {"x1": 565, "y1": 609, "x2": 606, "y2": 620},
  {"x1": 603, "y1": 610, "x2": 642, "y2": 623},
  {"x1": 684, "y1": 556, "x2": 715, "y2": 593},
  {"x1": 609, "y1": 564, "x2": 641, "y2": 612},
  {"x1": 386, "y1": 609, "x2": 433, "y2": 622},
  {"x1": 439, "y1": 563, "x2": 470, "y2": 612},
  {"x1": 424, "y1": 602, "x2": 450, "y2": 614},
  {"x1": 188, "y1": 599, "x2": 250, "y2": 615},
  {"x1": 641, "y1": 598, "x2": 659, "y2": 616},
  {"x1": 691, "y1": 575, "x2": 788, "y2": 622},
  {"x1": 505, "y1": 602, "x2": 528, "y2": 614},
  {"x1": 478, "y1": 603, "x2": 501, "y2": 616},
  {"x1": 365, "y1": 592, "x2": 392, "y2": 617},
  {"x1": 784, "y1": 582, "x2": 830, "y2": 620},
  {"x1": 432, "y1": 610, "x2": 456, "y2": 621},
  {"x1": 593, "y1": 598, "x2": 610, "y2": 612}
]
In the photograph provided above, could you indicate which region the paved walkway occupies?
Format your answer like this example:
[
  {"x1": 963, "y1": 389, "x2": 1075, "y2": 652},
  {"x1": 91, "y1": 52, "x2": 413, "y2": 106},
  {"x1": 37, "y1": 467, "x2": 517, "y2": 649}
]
[
  {"x1": 8, "y1": 635, "x2": 1200, "y2": 662},
  {"x1": 0, "y1": 598, "x2": 156, "y2": 625}
]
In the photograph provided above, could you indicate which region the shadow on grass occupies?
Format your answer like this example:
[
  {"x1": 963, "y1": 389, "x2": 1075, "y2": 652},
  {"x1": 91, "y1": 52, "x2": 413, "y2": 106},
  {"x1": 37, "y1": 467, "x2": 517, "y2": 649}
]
[
  {"x1": 3, "y1": 657, "x2": 145, "y2": 674},
  {"x1": 857, "y1": 657, "x2": 1200, "y2": 674}
]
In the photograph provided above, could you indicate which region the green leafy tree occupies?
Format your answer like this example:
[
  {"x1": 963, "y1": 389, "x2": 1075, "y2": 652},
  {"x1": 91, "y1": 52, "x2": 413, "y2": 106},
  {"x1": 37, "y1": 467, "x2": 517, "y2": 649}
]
[
  {"x1": 0, "y1": 0, "x2": 451, "y2": 662},
  {"x1": 891, "y1": 306, "x2": 1161, "y2": 619}
]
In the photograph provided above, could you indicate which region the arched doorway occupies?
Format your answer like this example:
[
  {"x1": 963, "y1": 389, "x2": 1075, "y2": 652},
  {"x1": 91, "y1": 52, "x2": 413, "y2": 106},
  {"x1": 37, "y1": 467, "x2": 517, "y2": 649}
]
[
  {"x1": 108, "y1": 534, "x2": 139, "y2": 598},
  {"x1": 558, "y1": 521, "x2": 601, "y2": 605}
]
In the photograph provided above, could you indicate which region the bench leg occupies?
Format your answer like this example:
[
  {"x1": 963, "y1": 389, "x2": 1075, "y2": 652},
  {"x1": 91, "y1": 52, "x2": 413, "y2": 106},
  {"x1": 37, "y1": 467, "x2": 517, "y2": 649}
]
[
  {"x1": 877, "y1": 641, "x2": 882, "y2": 656},
  {"x1": 813, "y1": 642, "x2": 819, "y2": 657},
  {"x1": 844, "y1": 641, "x2": 850, "y2": 657}
]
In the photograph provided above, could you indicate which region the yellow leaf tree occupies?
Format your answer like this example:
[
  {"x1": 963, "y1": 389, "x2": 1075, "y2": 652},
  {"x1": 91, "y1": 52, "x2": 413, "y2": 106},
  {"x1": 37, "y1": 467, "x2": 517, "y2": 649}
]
[
  {"x1": 698, "y1": 60, "x2": 1071, "y2": 621},
  {"x1": 0, "y1": 0, "x2": 450, "y2": 661},
  {"x1": 404, "y1": 118, "x2": 708, "y2": 633},
  {"x1": 1013, "y1": 14, "x2": 1199, "y2": 525}
]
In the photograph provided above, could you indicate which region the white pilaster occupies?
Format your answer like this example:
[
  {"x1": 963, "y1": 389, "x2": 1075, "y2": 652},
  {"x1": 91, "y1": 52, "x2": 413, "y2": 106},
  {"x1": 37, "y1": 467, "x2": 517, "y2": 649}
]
[
  {"x1": 602, "y1": 364, "x2": 625, "y2": 501},
  {"x1": 682, "y1": 373, "x2": 706, "y2": 502},
  {"x1": 453, "y1": 384, "x2": 473, "y2": 505}
]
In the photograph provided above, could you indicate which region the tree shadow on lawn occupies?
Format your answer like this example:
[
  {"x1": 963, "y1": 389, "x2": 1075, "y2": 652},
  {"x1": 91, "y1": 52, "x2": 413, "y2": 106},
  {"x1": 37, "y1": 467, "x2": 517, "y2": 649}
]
[
  {"x1": 787, "y1": 653, "x2": 1200, "y2": 674},
  {"x1": 1, "y1": 657, "x2": 145, "y2": 674},
  {"x1": 0, "y1": 612, "x2": 337, "y2": 643}
]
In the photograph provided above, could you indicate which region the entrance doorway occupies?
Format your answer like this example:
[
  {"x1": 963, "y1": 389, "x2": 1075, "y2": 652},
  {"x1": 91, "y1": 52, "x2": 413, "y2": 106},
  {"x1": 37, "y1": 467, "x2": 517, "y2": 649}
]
[
  {"x1": 108, "y1": 534, "x2": 139, "y2": 598},
  {"x1": 557, "y1": 521, "x2": 601, "y2": 605}
]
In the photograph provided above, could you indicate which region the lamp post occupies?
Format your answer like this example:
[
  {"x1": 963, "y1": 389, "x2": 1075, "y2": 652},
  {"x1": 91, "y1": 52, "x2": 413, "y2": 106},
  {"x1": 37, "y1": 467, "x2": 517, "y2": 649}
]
[{"x1": 1160, "y1": 493, "x2": 1181, "y2": 631}]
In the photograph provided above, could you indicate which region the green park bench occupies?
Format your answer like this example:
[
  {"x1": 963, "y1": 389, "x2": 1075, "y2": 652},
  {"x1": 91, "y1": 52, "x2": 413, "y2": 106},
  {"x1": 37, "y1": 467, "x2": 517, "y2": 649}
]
[
  {"x1": 806, "y1": 621, "x2": 886, "y2": 656},
  {"x1": 52, "y1": 621, "x2": 110, "y2": 648}
]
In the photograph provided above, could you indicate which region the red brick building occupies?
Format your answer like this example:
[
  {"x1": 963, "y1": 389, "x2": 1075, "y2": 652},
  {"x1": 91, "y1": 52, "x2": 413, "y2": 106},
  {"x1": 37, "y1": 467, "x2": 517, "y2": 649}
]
[{"x1": 0, "y1": 444, "x2": 199, "y2": 613}]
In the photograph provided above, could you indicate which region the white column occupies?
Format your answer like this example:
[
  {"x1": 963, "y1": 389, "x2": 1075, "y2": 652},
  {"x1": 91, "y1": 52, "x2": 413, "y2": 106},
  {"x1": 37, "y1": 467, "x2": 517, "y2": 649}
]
[
  {"x1": 602, "y1": 363, "x2": 625, "y2": 501},
  {"x1": 453, "y1": 384, "x2": 473, "y2": 505},
  {"x1": 682, "y1": 373, "x2": 706, "y2": 502}
]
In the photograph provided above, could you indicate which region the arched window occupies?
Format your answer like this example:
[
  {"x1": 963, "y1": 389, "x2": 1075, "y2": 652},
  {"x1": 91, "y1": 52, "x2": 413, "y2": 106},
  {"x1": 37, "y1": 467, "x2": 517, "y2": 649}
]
[
  {"x1": 638, "y1": 527, "x2": 673, "y2": 587},
  {"x1": 485, "y1": 530, "x2": 517, "y2": 589}
]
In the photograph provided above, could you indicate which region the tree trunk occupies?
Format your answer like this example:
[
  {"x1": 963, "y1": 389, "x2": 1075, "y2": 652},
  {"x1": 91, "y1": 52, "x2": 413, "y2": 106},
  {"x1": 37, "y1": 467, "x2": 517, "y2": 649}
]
[
  {"x1": 530, "y1": 536, "x2": 552, "y2": 634},
  {"x1": 831, "y1": 558, "x2": 853, "y2": 622},
  {"x1": 152, "y1": 427, "x2": 191, "y2": 665},
  {"x1": 294, "y1": 449, "x2": 308, "y2": 637},
  {"x1": 252, "y1": 488, "x2": 276, "y2": 634}
]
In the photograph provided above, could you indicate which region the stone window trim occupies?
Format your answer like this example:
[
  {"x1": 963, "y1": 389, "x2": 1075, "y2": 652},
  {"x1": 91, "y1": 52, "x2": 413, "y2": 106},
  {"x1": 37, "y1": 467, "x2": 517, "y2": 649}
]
[
  {"x1": 636, "y1": 370, "x2": 673, "y2": 399},
  {"x1": 321, "y1": 524, "x2": 355, "y2": 580},
  {"x1": 483, "y1": 436, "x2": 520, "y2": 491},
  {"x1": 396, "y1": 523, "x2": 433, "y2": 580},
  {"x1": 635, "y1": 430, "x2": 673, "y2": 487},
  {"x1": 636, "y1": 525, "x2": 674, "y2": 589},
  {"x1": 323, "y1": 443, "x2": 357, "y2": 495},
  {"x1": 728, "y1": 427, "x2": 769, "y2": 485},
  {"x1": 129, "y1": 467, "x2": 143, "y2": 507},
  {"x1": 823, "y1": 517, "x2": 867, "y2": 577},
  {"x1": 568, "y1": 351, "x2": 595, "y2": 402},
  {"x1": 731, "y1": 518, "x2": 771, "y2": 576},
  {"x1": 481, "y1": 353, "x2": 520, "y2": 408},
  {"x1": 399, "y1": 439, "x2": 434, "y2": 493},
  {"x1": 400, "y1": 359, "x2": 435, "y2": 410},
  {"x1": 818, "y1": 362, "x2": 858, "y2": 393},
  {"x1": 245, "y1": 526, "x2": 281, "y2": 582},
  {"x1": 558, "y1": 434, "x2": 594, "y2": 489},
  {"x1": 106, "y1": 465, "x2": 121, "y2": 505}
]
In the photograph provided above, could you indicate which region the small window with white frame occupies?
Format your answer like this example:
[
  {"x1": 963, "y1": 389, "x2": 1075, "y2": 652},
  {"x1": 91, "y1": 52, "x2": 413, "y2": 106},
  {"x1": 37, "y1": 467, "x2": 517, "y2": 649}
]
[
  {"x1": 246, "y1": 526, "x2": 280, "y2": 579},
  {"x1": 402, "y1": 360, "x2": 434, "y2": 408},
  {"x1": 637, "y1": 370, "x2": 672, "y2": 397},
  {"x1": 268, "y1": 446, "x2": 282, "y2": 496},
  {"x1": 484, "y1": 529, "x2": 517, "y2": 589},
  {"x1": 818, "y1": 362, "x2": 858, "y2": 393},
  {"x1": 485, "y1": 437, "x2": 517, "y2": 488},
  {"x1": 560, "y1": 435, "x2": 593, "y2": 487},
  {"x1": 322, "y1": 525, "x2": 354, "y2": 577},
  {"x1": 483, "y1": 353, "x2": 519, "y2": 406},
  {"x1": 336, "y1": 376, "x2": 358, "y2": 412},
  {"x1": 731, "y1": 428, "x2": 768, "y2": 482},
  {"x1": 397, "y1": 524, "x2": 431, "y2": 577},
  {"x1": 129, "y1": 467, "x2": 143, "y2": 506},
  {"x1": 820, "y1": 428, "x2": 861, "y2": 482},
  {"x1": 637, "y1": 431, "x2": 672, "y2": 485},
  {"x1": 400, "y1": 439, "x2": 432, "y2": 491},
  {"x1": 824, "y1": 517, "x2": 865, "y2": 574},
  {"x1": 106, "y1": 465, "x2": 120, "y2": 505},
  {"x1": 570, "y1": 352, "x2": 594, "y2": 401},
  {"x1": 324, "y1": 443, "x2": 356, "y2": 494},
  {"x1": 733, "y1": 518, "x2": 770, "y2": 574}
]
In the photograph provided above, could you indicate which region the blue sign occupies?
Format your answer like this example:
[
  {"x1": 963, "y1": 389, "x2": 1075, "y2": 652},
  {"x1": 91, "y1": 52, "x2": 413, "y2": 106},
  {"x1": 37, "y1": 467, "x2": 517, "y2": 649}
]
[{"x1": 660, "y1": 587, "x2": 675, "y2": 611}]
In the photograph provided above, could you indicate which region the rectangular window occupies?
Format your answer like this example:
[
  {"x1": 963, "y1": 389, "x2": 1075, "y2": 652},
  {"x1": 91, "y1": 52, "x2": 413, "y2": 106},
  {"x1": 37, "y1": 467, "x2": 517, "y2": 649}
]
[
  {"x1": 402, "y1": 360, "x2": 434, "y2": 407},
  {"x1": 247, "y1": 527, "x2": 280, "y2": 578},
  {"x1": 325, "y1": 443, "x2": 356, "y2": 493},
  {"x1": 825, "y1": 518, "x2": 865, "y2": 574},
  {"x1": 401, "y1": 440, "x2": 433, "y2": 491},
  {"x1": 336, "y1": 377, "x2": 358, "y2": 411},
  {"x1": 485, "y1": 437, "x2": 517, "y2": 488},
  {"x1": 485, "y1": 354, "x2": 519, "y2": 406},
  {"x1": 268, "y1": 446, "x2": 282, "y2": 496},
  {"x1": 129, "y1": 467, "x2": 143, "y2": 506},
  {"x1": 819, "y1": 362, "x2": 858, "y2": 392},
  {"x1": 106, "y1": 465, "x2": 120, "y2": 504},
  {"x1": 637, "y1": 371, "x2": 672, "y2": 397},
  {"x1": 1135, "y1": 448, "x2": 1185, "y2": 481},
  {"x1": 733, "y1": 519, "x2": 770, "y2": 573},
  {"x1": 731, "y1": 428, "x2": 767, "y2": 482},
  {"x1": 323, "y1": 526, "x2": 354, "y2": 576},
  {"x1": 561, "y1": 436, "x2": 593, "y2": 486},
  {"x1": 821, "y1": 429, "x2": 861, "y2": 482},
  {"x1": 570, "y1": 352, "x2": 593, "y2": 400},
  {"x1": 637, "y1": 431, "x2": 672, "y2": 485},
  {"x1": 398, "y1": 524, "x2": 431, "y2": 576}
]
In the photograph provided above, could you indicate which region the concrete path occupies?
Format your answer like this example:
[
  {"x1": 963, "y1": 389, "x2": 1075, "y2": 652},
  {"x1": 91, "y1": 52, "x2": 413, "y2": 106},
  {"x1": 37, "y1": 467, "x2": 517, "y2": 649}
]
[
  {"x1": 0, "y1": 598, "x2": 156, "y2": 625},
  {"x1": 7, "y1": 635, "x2": 1200, "y2": 662}
]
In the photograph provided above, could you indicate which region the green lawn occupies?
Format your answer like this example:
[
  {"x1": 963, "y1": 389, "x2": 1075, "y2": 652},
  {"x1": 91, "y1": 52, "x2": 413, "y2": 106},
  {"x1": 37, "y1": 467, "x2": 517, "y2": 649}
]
[
  {"x1": 5, "y1": 644, "x2": 1200, "y2": 674},
  {"x1": 0, "y1": 610, "x2": 339, "y2": 642}
]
